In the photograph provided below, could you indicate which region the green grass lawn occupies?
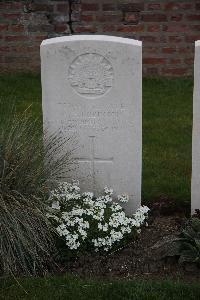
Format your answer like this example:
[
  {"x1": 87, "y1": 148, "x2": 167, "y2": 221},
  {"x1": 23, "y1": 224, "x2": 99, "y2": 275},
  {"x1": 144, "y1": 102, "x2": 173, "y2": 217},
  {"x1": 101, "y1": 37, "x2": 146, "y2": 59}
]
[
  {"x1": 0, "y1": 275, "x2": 200, "y2": 300},
  {"x1": 143, "y1": 78, "x2": 193, "y2": 205},
  {"x1": 0, "y1": 74, "x2": 193, "y2": 206}
]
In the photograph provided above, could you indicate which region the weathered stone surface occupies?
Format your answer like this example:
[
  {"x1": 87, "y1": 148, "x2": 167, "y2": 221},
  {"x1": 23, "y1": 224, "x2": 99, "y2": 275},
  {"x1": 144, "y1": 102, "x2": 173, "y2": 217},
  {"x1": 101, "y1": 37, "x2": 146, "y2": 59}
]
[
  {"x1": 192, "y1": 40, "x2": 200, "y2": 215},
  {"x1": 41, "y1": 35, "x2": 142, "y2": 214}
]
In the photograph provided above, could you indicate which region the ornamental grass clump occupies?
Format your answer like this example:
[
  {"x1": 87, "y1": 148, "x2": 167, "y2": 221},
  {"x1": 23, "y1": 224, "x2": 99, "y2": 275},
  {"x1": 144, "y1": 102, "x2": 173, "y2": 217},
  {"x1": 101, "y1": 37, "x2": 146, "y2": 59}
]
[
  {"x1": 0, "y1": 98, "x2": 74, "y2": 276},
  {"x1": 47, "y1": 181, "x2": 149, "y2": 254}
]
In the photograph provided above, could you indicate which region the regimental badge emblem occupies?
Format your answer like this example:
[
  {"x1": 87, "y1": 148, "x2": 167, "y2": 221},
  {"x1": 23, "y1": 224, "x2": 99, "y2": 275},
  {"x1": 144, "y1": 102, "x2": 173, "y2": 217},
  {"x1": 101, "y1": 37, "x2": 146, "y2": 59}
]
[{"x1": 68, "y1": 53, "x2": 114, "y2": 98}]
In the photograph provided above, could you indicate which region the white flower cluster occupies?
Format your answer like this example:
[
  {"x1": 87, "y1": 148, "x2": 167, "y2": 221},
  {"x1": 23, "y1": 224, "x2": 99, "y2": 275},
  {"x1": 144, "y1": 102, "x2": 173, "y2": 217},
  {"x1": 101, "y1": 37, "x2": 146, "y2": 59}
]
[
  {"x1": 117, "y1": 194, "x2": 129, "y2": 203},
  {"x1": 49, "y1": 181, "x2": 81, "y2": 203},
  {"x1": 47, "y1": 181, "x2": 150, "y2": 252}
]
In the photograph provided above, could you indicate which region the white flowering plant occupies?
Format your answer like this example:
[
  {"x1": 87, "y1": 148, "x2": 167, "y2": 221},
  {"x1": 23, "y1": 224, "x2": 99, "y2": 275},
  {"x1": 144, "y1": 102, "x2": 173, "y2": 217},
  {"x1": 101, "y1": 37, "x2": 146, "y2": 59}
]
[{"x1": 47, "y1": 181, "x2": 150, "y2": 256}]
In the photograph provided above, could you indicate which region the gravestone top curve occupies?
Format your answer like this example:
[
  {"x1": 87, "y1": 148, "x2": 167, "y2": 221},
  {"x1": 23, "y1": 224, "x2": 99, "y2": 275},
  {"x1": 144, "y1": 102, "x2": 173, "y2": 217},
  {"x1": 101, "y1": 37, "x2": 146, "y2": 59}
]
[{"x1": 41, "y1": 35, "x2": 142, "y2": 47}]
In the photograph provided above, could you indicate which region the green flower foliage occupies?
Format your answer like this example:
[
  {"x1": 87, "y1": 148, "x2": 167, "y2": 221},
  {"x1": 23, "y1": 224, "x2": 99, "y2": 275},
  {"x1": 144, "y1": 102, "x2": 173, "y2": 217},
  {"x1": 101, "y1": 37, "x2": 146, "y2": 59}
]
[
  {"x1": 153, "y1": 217, "x2": 200, "y2": 268},
  {"x1": 178, "y1": 218, "x2": 200, "y2": 266}
]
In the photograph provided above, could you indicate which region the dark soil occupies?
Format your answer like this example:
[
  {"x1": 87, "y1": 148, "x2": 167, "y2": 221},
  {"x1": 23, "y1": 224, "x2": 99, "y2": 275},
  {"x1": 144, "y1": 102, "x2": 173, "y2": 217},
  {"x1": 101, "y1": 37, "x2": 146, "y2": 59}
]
[{"x1": 61, "y1": 214, "x2": 200, "y2": 282}]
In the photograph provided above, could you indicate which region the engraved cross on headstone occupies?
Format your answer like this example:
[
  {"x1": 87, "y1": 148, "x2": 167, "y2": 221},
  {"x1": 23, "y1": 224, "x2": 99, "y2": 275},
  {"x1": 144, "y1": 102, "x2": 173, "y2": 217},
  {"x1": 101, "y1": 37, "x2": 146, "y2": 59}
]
[{"x1": 76, "y1": 136, "x2": 113, "y2": 190}]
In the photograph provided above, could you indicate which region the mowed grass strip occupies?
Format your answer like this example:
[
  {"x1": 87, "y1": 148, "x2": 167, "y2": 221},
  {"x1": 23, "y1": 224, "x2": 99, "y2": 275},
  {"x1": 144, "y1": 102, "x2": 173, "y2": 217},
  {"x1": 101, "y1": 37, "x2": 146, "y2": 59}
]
[
  {"x1": 143, "y1": 78, "x2": 193, "y2": 204},
  {"x1": 0, "y1": 275, "x2": 200, "y2": 300},
  {"x1": 0, "y1": 74, "x2": 193, "y2": 205},
  {"x1": 0, "y1": 73, "x2": 42, "y2": 118}
]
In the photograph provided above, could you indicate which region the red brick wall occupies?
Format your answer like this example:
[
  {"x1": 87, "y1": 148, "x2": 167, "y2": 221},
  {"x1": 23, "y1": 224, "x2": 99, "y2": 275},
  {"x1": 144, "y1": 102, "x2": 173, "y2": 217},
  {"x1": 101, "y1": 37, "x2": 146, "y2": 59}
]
[{"x1": 0, "y1": 0, "x2": 200, "y2": 76}]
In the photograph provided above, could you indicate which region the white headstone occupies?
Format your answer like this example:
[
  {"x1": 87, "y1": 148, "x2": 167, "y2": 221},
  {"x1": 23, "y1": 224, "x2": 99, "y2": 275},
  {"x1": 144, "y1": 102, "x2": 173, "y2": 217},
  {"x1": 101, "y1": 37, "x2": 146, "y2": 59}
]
[
  {"x1": 41, "y1": 35, "x2": 142, "y2": 214},
  {"x1": 192, "y1": 40, "x2": 200, "y2": 214}
]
